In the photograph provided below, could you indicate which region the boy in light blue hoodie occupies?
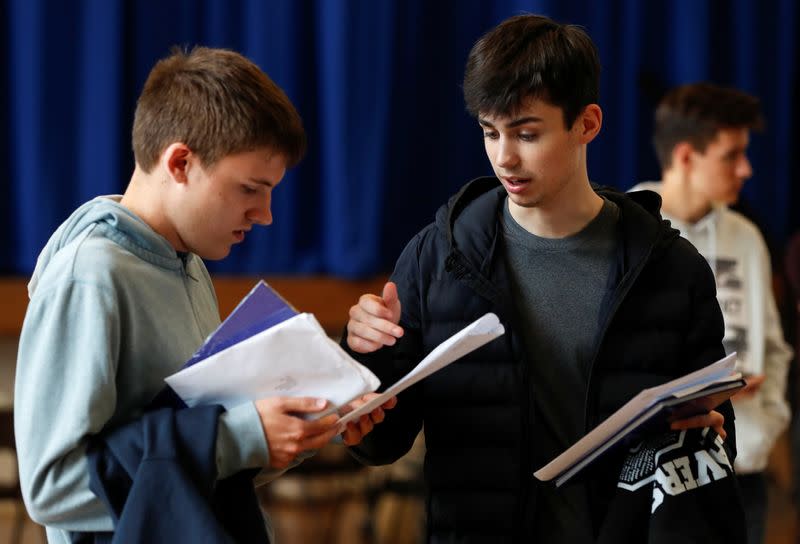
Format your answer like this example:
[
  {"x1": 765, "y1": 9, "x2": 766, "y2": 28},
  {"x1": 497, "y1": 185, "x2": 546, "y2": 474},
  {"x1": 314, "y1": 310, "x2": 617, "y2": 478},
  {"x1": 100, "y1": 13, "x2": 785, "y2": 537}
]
[{"x1": 15, "y1": 46, "x2": 392, "y2": 542}]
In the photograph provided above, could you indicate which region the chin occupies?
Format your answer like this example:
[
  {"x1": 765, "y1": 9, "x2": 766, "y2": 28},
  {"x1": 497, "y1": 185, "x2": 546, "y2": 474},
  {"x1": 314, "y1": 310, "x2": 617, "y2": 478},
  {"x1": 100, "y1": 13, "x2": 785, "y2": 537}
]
[
  {"x1": 509, "y1": 193, "x2": 542, "y2": 209},
  {"x1": 198, "y1": 247, "x2": 231, "y2": 261},
  {"x1": 717, "y1": 195, "x2": 739, "y2": 207}
]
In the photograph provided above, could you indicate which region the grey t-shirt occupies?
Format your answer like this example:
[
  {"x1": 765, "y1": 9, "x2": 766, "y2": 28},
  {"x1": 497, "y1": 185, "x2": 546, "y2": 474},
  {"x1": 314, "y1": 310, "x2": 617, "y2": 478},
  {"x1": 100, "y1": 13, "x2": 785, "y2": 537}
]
[{"x1": 501, "y1": 196, "x2": 619, "y2": 542}]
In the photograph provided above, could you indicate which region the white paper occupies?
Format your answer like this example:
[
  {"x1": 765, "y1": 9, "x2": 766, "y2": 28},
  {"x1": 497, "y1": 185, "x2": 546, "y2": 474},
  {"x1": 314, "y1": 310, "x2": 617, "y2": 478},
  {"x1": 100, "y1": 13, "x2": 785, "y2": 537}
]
[
  {"x1": 533, "y1": 352, "x2": 737, "y2": 483},
  {"x1": 165, "y1": 312, "x2": 380, "y2": 416},
  {"x1": 337, "y1": 313, "x2": 505, "y2": 425}
]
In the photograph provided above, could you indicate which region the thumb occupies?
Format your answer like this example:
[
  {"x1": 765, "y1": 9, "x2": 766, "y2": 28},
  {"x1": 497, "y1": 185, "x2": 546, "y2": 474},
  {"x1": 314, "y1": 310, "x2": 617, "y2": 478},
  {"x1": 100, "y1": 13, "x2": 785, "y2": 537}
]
[{"x1": 382, "y1": 281, "x2": 402, "y2": 323}]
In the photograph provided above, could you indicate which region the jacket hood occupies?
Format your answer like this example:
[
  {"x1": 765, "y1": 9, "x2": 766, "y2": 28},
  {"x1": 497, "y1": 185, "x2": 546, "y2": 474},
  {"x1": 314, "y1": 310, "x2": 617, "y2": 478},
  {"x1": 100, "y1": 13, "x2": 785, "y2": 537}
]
[
  {"x1": 436, "y1": 177, "x2": 680, "y2": 264},
  {"x1": 28, "y1": 195, "x2": 180, "y2": 297}
]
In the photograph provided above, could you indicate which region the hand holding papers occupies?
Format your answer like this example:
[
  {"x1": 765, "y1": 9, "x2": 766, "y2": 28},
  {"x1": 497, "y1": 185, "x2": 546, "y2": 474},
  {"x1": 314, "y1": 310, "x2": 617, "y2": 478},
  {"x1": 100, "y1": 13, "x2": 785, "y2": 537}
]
[
  {"x1": 166, "y1": 281, "x2": 380, "y2": 417},
  {"x1": 338, "y1": 313, "x2": 506, "y2": 425},
  {"x1": 165, "y1": 281, "x2": 506, "y2": 424},
  {"x1": 534, "y1": 353, "x2": 744, "y2": 487}
]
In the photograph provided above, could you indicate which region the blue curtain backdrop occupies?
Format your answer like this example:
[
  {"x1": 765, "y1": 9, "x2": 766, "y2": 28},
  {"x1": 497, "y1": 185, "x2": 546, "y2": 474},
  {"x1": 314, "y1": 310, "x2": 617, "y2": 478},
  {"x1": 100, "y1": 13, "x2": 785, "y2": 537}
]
[{"x1": 2, "y1": 0, "x2": 798, "y2": 277}]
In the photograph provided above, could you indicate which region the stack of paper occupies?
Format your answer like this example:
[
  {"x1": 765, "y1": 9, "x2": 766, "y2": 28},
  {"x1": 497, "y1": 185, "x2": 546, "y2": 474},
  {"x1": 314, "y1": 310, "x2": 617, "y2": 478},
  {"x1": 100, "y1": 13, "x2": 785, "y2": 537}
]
[
  {"x1": 165, "y1": 281, "x2": 507, "y2": 423},
  {"x1": 166, "y1": 281, "x2": 380, "y2": 417},
  {"x1": 534, "y1": 352, "x2": 744, "y2": 487}
]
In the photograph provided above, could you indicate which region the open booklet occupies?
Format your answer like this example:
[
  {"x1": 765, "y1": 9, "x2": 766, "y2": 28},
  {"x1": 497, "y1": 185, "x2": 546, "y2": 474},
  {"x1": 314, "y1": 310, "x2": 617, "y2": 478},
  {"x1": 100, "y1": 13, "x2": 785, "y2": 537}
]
[
  {"x1": 533, "y1": 352, "x2": 745, "y2": 487},
  {"x1": 165, "y1": 281, "x2": 505, "y2": 421}
]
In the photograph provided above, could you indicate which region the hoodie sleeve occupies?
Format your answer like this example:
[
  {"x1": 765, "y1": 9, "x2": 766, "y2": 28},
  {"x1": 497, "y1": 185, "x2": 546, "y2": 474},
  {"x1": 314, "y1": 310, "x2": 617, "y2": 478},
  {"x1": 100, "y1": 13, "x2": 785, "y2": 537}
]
[
  {"x1": 756, "y1": 238, "x2": 792, "y2": 427},
  {"x1": 15, "y1": 276, "x2": 278, "y2": 533},
  {"x1": 732, "y1": 234, "x2": 792, "y2": 472},
  {"x1": 214, "y1": 401, "x2": 273, "y2": 480},
  {"x1": 15, "y1": 278, "x2": 120, "y2": 532}
]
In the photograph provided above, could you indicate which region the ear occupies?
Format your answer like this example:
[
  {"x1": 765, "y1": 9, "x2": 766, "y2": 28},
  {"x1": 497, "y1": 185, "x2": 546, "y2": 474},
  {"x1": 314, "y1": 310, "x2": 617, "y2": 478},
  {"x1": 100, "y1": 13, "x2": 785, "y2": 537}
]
[
  {"x1": 575, "y1": 104, "x2": 602, "y2": 144},
  {"x1": 672, "y1": 142, "x2": 695, "y2": 171},
  {"x1": 160, "y1": 143, "x2": 193, "y2": 184}
]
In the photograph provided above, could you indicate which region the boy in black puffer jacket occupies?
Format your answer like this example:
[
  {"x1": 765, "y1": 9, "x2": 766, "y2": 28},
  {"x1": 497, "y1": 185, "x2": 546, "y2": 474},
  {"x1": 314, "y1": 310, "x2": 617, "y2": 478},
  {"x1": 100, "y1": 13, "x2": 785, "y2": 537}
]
[{"x1": 343, "y1": 13, "x2": 746, "y2": 544}]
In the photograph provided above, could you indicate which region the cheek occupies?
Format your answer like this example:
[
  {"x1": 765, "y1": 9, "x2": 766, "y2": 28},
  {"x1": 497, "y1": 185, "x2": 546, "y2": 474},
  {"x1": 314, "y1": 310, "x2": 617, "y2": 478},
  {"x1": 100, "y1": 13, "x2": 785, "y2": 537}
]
[
  {"x1": 484, "y1": 141, "x2": 497, "y2": 162},
  {"x1": 528, "y1": 144, "x2": 561, "y2": 173},
  {"x1": 709, "y1": 165, "x2": 737, "y2": 191},
  {"x1": 216, "y1": 189, "x2": 245, "y2": 213}
]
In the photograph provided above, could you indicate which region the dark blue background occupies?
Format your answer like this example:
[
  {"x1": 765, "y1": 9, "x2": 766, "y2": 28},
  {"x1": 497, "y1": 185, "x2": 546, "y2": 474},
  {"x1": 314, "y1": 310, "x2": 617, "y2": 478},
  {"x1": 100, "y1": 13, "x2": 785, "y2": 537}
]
[{"x1": 2, "y1": 0, "x2": 797, "y2": 277}]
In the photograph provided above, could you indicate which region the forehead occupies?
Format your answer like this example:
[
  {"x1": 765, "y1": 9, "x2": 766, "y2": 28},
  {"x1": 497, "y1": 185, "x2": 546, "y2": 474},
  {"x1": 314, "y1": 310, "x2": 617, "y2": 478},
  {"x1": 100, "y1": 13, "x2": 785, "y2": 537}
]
[
  {"x1": 479, "y1": 97, "x2": 564, "y2": 126},
  {"x1": 210, "y1": 147, "x2": 287, "y2": 174},
  {"x1": 708, "y1": 127, "x2": 750, "y2": 150}
]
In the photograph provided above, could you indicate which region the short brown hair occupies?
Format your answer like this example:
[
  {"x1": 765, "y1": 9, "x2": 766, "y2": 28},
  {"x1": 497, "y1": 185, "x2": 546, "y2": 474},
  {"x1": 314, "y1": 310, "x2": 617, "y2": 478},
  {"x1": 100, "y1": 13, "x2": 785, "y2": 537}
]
[
  {"x1": 653, "y1": 83, "x2": 763, "y2": 169},
  {"x1": 132, "y1": 46, "x2": 306, "y2": 172},
  {"x1": 463, "y1": 14, "x2": 600, "y2": 128}
]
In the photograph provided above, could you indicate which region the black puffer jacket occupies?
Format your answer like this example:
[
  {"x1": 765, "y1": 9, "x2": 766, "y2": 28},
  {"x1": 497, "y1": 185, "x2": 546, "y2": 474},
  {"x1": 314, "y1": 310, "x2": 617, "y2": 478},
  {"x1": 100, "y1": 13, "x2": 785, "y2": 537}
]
[{"x1": 349, "y1": 177, "x2": 736, "y2": 543}]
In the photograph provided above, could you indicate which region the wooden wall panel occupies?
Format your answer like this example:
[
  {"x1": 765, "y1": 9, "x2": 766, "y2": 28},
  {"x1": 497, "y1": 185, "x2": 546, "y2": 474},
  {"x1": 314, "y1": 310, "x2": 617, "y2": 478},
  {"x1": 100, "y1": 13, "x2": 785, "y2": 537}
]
[{"x1": 0, "y1": 276, "x2": 388, "y2": 336}]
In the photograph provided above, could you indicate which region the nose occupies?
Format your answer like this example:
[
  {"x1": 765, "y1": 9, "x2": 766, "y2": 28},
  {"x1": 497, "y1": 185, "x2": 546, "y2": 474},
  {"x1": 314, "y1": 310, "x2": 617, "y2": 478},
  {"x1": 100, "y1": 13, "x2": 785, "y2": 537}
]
[
  {"x1": 737, "y1": 155, "x2": 753, "y2": 181},
  {"x1": 247, "y1": 195, "x2": 273, "y2": 226},
  {"x1": 494, "y1": 137, "x2": 519, "y2": 170}
]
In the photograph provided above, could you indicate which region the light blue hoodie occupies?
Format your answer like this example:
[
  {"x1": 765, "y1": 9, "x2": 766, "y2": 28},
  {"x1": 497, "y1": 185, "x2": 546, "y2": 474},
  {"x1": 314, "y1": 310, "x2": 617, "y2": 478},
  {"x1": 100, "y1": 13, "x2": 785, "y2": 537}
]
[{"x1": 15, "y1": 196, "x2": 272, "y2": 542}]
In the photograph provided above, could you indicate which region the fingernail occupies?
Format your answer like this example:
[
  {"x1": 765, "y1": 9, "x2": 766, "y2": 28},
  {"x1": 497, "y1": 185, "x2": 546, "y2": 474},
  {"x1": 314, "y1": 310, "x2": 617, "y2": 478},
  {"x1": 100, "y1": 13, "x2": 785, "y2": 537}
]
[{"x1": 316, "y1": 398, "x2": 327, "y2": 408}]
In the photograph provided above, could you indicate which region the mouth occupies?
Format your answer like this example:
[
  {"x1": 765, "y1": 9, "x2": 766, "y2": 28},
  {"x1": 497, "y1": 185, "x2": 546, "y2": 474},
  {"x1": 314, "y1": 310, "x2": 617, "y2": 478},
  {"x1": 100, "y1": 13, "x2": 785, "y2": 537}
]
[
  {"x1": 233, "y1": 229, "x2": 247, "y2": 242},
  {"x1": 500, "y1": 176, "x2": 532, "y2": 194}
]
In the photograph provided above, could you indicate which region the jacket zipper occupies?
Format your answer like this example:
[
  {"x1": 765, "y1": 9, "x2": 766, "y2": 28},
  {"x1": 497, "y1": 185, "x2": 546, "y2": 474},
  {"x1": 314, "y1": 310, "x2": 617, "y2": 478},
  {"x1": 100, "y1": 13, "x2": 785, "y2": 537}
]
[
  {"x1": 446, "y1": 250, "x2": 531, "y2": 541},
  {"x1": 582, "y1": 243, "x2": 655, "y2": 434}
]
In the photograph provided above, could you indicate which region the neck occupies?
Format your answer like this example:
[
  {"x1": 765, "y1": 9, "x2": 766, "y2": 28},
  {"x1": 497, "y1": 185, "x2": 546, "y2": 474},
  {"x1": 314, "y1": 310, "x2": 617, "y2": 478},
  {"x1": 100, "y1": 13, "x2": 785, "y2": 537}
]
[
  {"x1": 508, "y1": 177, "x2": 604, "y2": 238},
  {"x1": 659, "y1": 169, "x2": 712, "y2": 224},
  {"x1": 120, "y1": 166, "x2": 183, "y2": 251}
]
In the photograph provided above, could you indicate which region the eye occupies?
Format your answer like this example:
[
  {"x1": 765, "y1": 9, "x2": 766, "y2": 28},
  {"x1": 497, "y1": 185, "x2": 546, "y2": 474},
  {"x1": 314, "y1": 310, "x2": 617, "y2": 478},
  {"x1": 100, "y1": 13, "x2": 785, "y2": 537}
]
[
  {"x1": 241, "y1": 185, "x2": 258, "y2": 195},
  {"x1": 482, "y1": 131, "x2": 499, "y2": 140},
  {"x1": 518, "y1": 133, "x2": 539, "y2": 142}
]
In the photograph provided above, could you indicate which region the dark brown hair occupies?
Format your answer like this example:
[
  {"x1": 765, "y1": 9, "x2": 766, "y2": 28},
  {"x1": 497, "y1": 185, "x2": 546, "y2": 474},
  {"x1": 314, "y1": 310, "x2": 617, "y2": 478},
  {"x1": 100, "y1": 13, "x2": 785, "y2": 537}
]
[
  {"x1": 132, "y1": 46, "x2": 306, "y2": 172},
  {"x1": 653, "y1": 82, "x2": 763, "y2": 169},
  {"x1": 463, "y1": 14, "x2": 600, "y2": 128}
]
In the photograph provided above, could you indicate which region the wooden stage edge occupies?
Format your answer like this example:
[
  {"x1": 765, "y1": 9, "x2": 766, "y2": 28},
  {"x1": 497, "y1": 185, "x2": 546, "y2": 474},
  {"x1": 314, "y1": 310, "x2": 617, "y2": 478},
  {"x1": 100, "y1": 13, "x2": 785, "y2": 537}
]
[{"x1": 0, "y1": 276, "x2": 388, "y2": 337}]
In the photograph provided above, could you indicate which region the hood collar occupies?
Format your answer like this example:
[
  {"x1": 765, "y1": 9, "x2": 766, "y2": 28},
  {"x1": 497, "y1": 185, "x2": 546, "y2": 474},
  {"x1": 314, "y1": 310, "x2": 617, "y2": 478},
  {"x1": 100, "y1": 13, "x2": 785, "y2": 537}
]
[
  {"x1": 28, "y1": 195, "x2": 182, "y2": 297},
  {"x1": 437, "y1": 177, "x2": 680, "y2": 277}
]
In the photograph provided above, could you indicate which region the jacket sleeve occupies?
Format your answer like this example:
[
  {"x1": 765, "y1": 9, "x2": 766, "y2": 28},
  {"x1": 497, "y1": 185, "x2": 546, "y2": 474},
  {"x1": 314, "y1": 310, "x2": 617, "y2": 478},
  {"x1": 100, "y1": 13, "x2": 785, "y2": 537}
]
[
  {"x1": 15, "y1": 279, "x2": 119, "y2": 531},
  {"x1": 683, "y1": 252, "x2": 738, "y2": 458},
  {"x1": 346, "y1": 232, "x2": 429, "y2": 465}
]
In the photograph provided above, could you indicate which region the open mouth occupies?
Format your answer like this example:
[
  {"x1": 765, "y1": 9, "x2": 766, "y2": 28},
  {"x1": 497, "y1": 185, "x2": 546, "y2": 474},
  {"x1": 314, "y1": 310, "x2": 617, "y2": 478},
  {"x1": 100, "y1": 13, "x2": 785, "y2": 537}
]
[
  {"x1": 502, "y1": 177, "x2": 531, "y2": 194},
  {"x1": 233, "y1": 230, "x2": 245, "y2": 242}
]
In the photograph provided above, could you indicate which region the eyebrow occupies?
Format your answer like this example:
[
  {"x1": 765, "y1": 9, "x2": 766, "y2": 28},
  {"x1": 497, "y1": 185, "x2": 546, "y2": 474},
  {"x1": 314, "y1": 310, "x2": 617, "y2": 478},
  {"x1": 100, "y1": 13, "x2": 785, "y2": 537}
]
[
  {"x1": 248, "y1": 177, "x2": 275, "y2": 187},
  {"x1": 478, "y1": 116, "x2": 544, "y2": 129}
]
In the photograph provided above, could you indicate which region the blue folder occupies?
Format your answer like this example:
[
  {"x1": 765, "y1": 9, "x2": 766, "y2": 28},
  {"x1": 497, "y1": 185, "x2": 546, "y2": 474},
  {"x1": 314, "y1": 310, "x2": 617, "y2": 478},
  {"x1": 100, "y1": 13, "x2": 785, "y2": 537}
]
[{"x1": 183, "y1": 281, "x2": 298, "y2": 368}]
